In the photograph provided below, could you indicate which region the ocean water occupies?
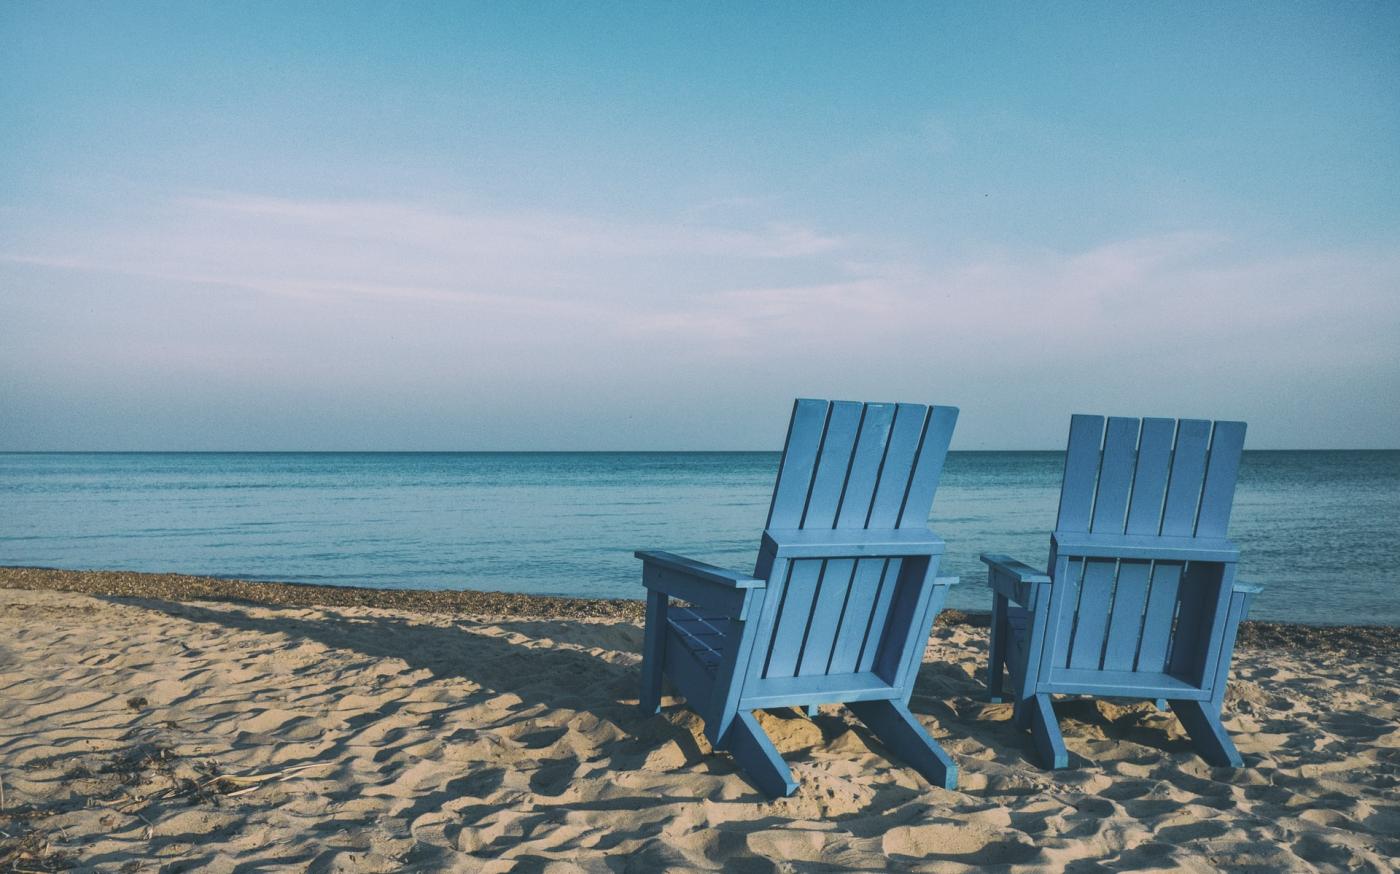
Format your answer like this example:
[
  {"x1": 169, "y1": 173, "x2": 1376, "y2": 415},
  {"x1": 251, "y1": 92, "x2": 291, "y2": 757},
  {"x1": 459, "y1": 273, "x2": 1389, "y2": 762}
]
[{"x1": 1, "y1": 451, "x2": 1397, "y2": 625}]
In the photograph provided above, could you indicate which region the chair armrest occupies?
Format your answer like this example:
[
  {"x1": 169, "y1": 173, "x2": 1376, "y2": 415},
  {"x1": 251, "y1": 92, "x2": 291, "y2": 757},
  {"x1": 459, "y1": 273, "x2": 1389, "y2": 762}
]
[
  {"x1": 1232, "y1": 580, "x2": 1263, "y2": 595},
  {"x1": 980, "y1": 554, "x2": 1050, "y2": 583},
  {"x1": 934, "y1": 576, "x2": 960, "y2": 587},
  {"x1": 761, "y1": 527, "x2": 945, "y2": 559},
  {"x1": 635, "y1": 550, "x2": 764, "y2": 620},
  {"x1": 1051, "y1": 531, "x2": 1239, "y2": 563},
  {"x1": 980, "y1": 553, "x2": 1050, "y2": 607},
  {"x1": 634, "y1": 550, "x2": 763, "y2": 588}
]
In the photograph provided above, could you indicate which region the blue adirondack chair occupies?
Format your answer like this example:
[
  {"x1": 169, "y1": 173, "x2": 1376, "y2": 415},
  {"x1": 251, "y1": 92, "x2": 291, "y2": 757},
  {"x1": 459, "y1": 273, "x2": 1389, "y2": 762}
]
[
  {"x1": 636, "y1": 398, "x2": 961, "y2": 797},
  {"x1": 982, "y1": 414, "x2": 1261, "y2": 769}
]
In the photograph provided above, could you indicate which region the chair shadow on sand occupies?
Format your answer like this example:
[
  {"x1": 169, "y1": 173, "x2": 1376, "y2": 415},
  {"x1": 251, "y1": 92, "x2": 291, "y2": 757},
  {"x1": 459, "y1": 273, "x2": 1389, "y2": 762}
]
[{"x1": 99, "y1": 595, "x2": 706, "y2": 761}]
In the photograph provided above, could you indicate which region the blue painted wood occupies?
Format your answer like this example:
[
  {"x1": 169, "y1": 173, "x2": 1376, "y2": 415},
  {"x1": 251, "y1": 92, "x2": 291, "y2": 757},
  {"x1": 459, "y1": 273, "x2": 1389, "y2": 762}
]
[
  {"x1": 762, "y1": 527, "x2": 946, "y2": 559},
  {"x1": 725, "y1": 711, "x2": 798, "y2": 797},
  {"x1": 1015, "y1": 553, "x2": 1066, "y2": 723},
  {"x1": 1015, "y1": 573, "x2": 1059, "y2": 730},
  {"x1": 706, "y1": 559, "x2": 779, "y2": 745},
  {"x1": 739, "y1": 672, "x2": 898, "y2": 708},
  {"x1": 1125, "y1": 418, "x2": 1176, "y2": 535},
  {"x1": 798, "y1": 559, "x2": 852, "y2": 676},
  {"x1": 873, "y1": 557, "x2": 939, "y2": 684},
  {"x1": 766, "y1": 399, "x2": 831, "y2": 529},
  {"x1": 869, "y1": 404, "x2": 933, "y2": 527},
  {"x1": 982, "y1": 413, "x2": 1260, "y2": 771},
  {"x1": 663, "y1": 625, "x2": 717, "y2": 706},
  {"x1": 1169, "y1": 699, "x2": 1243, "y2": 767},
  {"x1": 1196, "y1": 421, "x2": 1247, "y2": 537},
  {"x1": 1067, "y1": 559, "x2": 1116, "y2": 669},
  {"x1": 1207, "y1": 583, "x2": 1256, "y2": 702},
  {"x1": 1050, "y1": 532, "x2": 1238, "y2": 563},
  {"x1": 1101, "y1": 560, "x2": 1152, "y2": 671},
  {"x1": 1049, "y1": 558, "x2": 1082, "y2": 669},
  {"x1": 640, "y1": 591, "x2": 667, "y2": 713},
  {"x1": 857, "y1": 558, "x2": 900, "y2": 673},
  {"x1": 636, "y1": 550, "x2": 764, "y2": 587},
  {"x1": 1169, "y1": 562, "x2": 1230, "y2": 689},
  {"x1": 800, "y1": 401, "x2": 865, "y2": 529},
  {"x1": 872, "y1": 561, "x2": 929, "y2": 685},
  {"x1": 1135, "y1": 561, "x2": 1183, "y2": 672},
  {"x1": 638, "y1": 397, "x2": 961, "y2": 796},
  {"x1": 764, "y1": 559, "x2": 823, "y2": 679},
  {"x1": 826, "y1": 558, "x2": 886, "y2": 674},
  {"x1": 898, "y1": 405, "x2": 958, "y2": 528},
  {"x1": 1161, "y1": 419, "x2": 1211, "y2": 536},
  {"x1": 836, "y1": 403, "x2": 896, "y2": 528},
  {"x1": 897, "y1": 577, "x2": 957, "y2": 702},
  {"x1": 1030, "y1": 694, "x2": 1068, "y2": 769},
  {"x1": 1055, "y1": 414, "x2": 1106, "y2": 534},
  {"x1": 1003, "y1": 610, "x2": 1027, "y2": 690},
  {"x1": 670, "y1": 608, "x2": 728, "y2": 673},
  {"x1": 640, "y1": 559, "x2": 754, "y2": 620},
  {"x1": 1044, "y1": 668, "x2": 1211, "y2": 699},
  {"x1": 849, "y1": 699, "x2": 958, "y2": 790},
  {"x1": 987, "y1": 591, "x2": 1009, "y2": 702},
  {"x1": 982, "y1": 553, "x2": 1051, "y2": 606},
  {"x1": 1091, "y1": 417, "x2": 1140, "y2": 534},
  {"x1": 1164, "y1": 562, "x2": 1210, "y2": 682}
]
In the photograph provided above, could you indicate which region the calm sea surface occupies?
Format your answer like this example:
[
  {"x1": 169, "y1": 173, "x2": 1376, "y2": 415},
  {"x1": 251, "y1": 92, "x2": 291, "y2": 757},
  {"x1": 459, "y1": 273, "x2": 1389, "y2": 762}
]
[{"x1": 2, "y1": 452, "x2": 1397, "y2": 625}]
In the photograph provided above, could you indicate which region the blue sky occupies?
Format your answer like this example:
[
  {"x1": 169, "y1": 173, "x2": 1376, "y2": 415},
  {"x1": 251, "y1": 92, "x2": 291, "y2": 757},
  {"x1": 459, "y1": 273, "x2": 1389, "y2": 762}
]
[{"x1": 2, "y1": 2, "x2": 1397, "y2": 449}]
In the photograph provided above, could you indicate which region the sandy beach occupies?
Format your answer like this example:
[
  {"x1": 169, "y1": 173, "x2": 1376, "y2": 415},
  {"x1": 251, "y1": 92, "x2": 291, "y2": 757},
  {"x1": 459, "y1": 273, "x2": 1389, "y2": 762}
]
[{"x1": 1, "y1": 569, "x2": 1396, "y2": 872}]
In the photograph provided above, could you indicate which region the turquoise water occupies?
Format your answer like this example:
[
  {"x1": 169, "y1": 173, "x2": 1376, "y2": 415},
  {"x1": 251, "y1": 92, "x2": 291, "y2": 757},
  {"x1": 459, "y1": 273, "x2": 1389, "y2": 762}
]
[{"x1": 1, "y1": 451, "x2": 1397, "y2": 625}]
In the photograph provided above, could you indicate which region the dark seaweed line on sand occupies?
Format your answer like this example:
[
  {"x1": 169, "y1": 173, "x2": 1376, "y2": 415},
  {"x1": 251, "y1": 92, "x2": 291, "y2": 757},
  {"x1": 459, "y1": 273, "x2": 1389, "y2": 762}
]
[{"x1": 1, "y1": 566, "x2": 1393, "y2": 657}]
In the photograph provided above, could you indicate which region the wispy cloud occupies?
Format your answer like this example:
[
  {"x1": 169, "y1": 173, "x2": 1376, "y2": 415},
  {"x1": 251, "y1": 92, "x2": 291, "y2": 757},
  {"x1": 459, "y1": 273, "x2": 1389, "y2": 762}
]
[
  {"x1": 4, "y1": 191, "x2": 1397, "y2": 447},
  {"x1": 2, "y1": 192, "x2": 847, "y2": 314}
]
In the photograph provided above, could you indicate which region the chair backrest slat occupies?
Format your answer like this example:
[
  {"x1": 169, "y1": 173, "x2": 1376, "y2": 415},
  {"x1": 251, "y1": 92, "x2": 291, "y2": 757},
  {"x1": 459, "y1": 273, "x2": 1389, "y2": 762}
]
[
  {"x1": 1160, "y1": 419, "x2": 1211, "y2": 536},
  {"x1": 897, "y1": 405, "x2": 958, "y2": 529},
  {"x1": 766, "y1": 399, "x2": 831, "y2": 529},
  {"x1": 1056, "y1": 414, "x2": 1106, "y2": 534},
  {"x1": 834, "y1": 403, "x2": 897, "y2": 529},
  {"x1": 1090, "y1": 417, "x2": 1140, "y2": 533},
  {"x1": 1124, "y1": 418, "x2": 1176, "y2": 535},
  {"x1": 868, "y1": 403, "x2": 931, "y2": 528},
  {"x1": 800, "y1": 401, "x2": 864, "y2": 529},
  {"x1": 1196, "y1": 421, "x2": 1247, "y2": 537}
]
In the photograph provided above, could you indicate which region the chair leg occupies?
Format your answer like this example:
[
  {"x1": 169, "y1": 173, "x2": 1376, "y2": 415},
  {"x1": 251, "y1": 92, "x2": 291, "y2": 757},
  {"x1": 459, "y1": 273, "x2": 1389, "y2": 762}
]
[
  {"x1": 1030, "y1": 694, "x2": 1069, "y2": 769},
  {"x1": 849, "y1": 699, "x2": 958, "y2": 790},
  {"x1": 723, "y1": 710, "x2": 798, "y2": 797},
  {"x1": 1170, "y1": 699, "x2": 1243, "y2": 767},
  {"x1": 987, "y1": 593, "x2": 1008, "y2": 703},
  {"x1": 804, "y1": 704, "x2": 819, "y2": 718},
  {"x1": 1012, "y1": 693, "x2": 1033, "y2": 730},
  {"x1": 639, "y1": 591, "x2": 667, "y2": 715}
]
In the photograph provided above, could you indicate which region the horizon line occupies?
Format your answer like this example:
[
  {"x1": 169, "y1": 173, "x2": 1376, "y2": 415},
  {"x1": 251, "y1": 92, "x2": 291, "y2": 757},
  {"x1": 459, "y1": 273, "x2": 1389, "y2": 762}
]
[{"x1": 3, "y1": 448, "x2": 1397, "y2": 455}]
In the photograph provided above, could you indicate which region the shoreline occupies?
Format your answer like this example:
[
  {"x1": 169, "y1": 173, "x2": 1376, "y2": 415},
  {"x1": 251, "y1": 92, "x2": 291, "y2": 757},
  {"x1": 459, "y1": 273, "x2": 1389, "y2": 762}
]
[{"x1": 2, "y1": 565, "x2": 1394, "y2": 657}]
